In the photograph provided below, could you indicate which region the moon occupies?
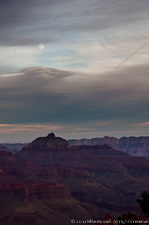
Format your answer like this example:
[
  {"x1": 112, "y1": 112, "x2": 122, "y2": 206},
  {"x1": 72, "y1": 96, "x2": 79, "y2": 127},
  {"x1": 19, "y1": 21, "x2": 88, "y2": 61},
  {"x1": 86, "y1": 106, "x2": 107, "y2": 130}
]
[{"x1": 39, "y1": 44, "x2": 44, "y2": 50}]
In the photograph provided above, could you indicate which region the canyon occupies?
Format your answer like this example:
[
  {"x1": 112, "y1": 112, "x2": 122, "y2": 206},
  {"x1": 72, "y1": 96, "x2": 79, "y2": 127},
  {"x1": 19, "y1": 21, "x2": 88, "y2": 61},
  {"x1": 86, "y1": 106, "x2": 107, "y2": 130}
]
[{"x1": 0, "y1": 133, "x2": 148, "y2": 225}]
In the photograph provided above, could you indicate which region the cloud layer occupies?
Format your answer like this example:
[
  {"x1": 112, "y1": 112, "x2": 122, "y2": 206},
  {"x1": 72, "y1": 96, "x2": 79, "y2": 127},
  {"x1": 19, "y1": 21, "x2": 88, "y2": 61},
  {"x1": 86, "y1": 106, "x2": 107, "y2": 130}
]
[
  {"x1": 0, "y1": 1, "x2": 149, "y2": 141},
  {"x1": 0, "y1": 0, "x2": 149, "y2": 46},
  {"x1": 0, "y1": 66, "x2": 149, "y2": 141},
  {"x1": 0, "y1": 0, "x2": 149, "y2": 74}
]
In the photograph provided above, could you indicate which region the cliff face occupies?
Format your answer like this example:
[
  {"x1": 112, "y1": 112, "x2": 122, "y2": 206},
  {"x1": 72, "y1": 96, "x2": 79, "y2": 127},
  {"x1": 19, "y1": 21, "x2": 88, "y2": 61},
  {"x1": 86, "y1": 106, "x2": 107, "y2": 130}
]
[
  {"x1": 0, "y1": 177, "x2": 80, "y2": 225},
  {"x1": 0, "y1": 149, "x2": 81, "y2": 225},
  {"x1": 0, "y1": 133, "x2": 149, "y2": 224},
  {"x1": 68, "y1": 136, "x2": 149, "y2": 156},
  {"x1": 0, "y1": 182, "x2": 77, "y2": 207}
]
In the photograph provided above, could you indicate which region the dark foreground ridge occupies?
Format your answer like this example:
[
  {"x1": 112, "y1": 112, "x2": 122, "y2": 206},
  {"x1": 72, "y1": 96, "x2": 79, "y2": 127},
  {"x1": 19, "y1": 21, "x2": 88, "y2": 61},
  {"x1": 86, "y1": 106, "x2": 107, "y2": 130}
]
[{"x1": 0, "y1": 133, "x2": 149, "y2": 225}]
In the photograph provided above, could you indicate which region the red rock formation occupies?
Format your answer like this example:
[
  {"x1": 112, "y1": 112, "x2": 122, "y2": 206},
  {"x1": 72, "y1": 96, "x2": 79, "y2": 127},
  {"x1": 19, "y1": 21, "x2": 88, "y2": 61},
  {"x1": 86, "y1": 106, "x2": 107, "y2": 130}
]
[
  {"x1": 68, "y1": 136, "x2": 149, "y2": 156},
  {"x1": 0, "y1": 133, "x2": 149, "y2": 224},
  {"x1": 24, "y1": 132, "x2": 71, "y2": 151}
]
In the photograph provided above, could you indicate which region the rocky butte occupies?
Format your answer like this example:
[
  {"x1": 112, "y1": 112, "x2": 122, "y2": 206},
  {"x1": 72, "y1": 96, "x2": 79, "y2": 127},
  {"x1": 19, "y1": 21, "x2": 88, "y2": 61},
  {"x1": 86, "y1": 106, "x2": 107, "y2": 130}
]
[{"x1": 24, "y1": 132, "x2": 71, "y2": 150}]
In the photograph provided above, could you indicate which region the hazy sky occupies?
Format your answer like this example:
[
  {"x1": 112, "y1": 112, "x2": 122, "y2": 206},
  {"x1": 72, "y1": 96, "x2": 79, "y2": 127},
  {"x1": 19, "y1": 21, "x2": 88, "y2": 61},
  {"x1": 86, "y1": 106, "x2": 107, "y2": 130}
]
[{"x1": 0, "y1": 0, "x2": 149, "y2": 142}]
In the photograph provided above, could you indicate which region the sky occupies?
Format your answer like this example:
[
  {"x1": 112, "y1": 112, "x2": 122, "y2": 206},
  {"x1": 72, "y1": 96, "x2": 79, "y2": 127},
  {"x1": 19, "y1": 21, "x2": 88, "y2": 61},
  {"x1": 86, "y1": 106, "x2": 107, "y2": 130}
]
[{"x1": 0, "y1": 0, "x2": 149, "y2": 142}]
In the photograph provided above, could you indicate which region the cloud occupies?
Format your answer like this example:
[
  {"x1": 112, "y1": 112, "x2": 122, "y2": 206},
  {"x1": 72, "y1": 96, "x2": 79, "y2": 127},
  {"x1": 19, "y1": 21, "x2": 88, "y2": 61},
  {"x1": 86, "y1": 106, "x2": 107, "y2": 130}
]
[
  {"x1": 1, "y1": 1, "x2": 149, "y2": 141},
  {"x1": 0, "y1": 46, "x2": 41, "y2": 74},
  {"x1": 0, "y1": 66, "x2": 149, "y2": 129},
  {"x1": 0, "y1": 0, "x2": 149, "y2": 46},
  {"x1": 134, "y1": 122, "x2": 149, "y2": 126},
  {"x1": 0, "y1": 123, "x2": 62, "y2": 142},
  {"x1": 0, "y1": 123, "x2": 61, "y2": 133},
  {"x1": 0, "y1": 0, "x2": 149, "y2": 74}
]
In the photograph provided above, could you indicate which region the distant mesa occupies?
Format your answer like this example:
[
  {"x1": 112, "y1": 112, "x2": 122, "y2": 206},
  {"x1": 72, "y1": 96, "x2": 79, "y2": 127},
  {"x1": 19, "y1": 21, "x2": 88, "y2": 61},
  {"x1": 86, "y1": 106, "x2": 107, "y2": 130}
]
[
  {"x1": 0, "y1": 145, "x2": 11, "y2": 152},
  {"x1": 0, "y1": 143, "x2": 27, "y2": 154},
  {"x1": 68, "y1": 136, "x2": 149, "y2": 156},
  {"x1": 24, "y1": 132, "x2": 71, "y2": 151}
]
